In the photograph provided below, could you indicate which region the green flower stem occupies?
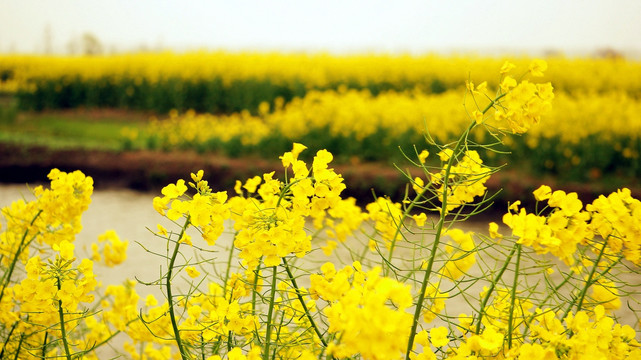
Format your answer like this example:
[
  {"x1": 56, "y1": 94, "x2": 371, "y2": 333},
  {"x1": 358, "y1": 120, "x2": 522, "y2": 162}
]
[
  {"x1": 404, "y1": 194, "x2": 445, "y2": 359},
  {"x1": 273, "y1": 310, "x2": 287, "y2": 359},
  {"x1": 475, "y1": 243, "x2": 518, "y2": 334},
  {"x1": 56, "y1": 279, "x2": 72, "y2": 360},
  {"x1": 540, "y1": 269, "x2": 575, "y2": 307},
  {"x1": 562, "y1": 238, "x2": 609, "y2": 319},
  {"x1": 275, "y1": 177, "x2": 311, "y2": 209},
  {"x1": 76, "y1": 318, "x2": 139, "y2": 357},
  {"x1": 200, "y1": 334, "x2": 206, "y2": 360},
  {"x1": 282, "y1": 258, "x2": 330, "y2": 349},
  {"x1": 407, "y1": 91, "x2": 505, "y2": 355},
  {"x1": 252, "y1": 262, "x2": 263, "y2": 314},
  {"x1": 394, "y1": 92, "x2": 505, "y2": 276},
  {"x1": 0, "y1": 321, "x2": 19, "y2": 359},
  {"x1": 57, "y1": 300, "x2": 72, "y2": 360},
  {"x1": 517, "y1": 264, "x2": 570, "y2": 341},
  {"x1": 12, "y1": 334, "x2": 24, "y2": 360},
  {"x1": 0, "y1": 209, "x2": 42, "y2": 304},
  {"x1": 41, "y1": 332, "x2": 48, "y2": 359},
  {"x1": 481, "y1": 93, "x2": 506, "y2": 114},
  {"x1": 211, "y1": 336, "x2": 222, "y2": 355},
  {"x1": 167, "y1": 216, "x2": 191, "y2": 360},
  {"x1": 387, "y1": 185, "x2": 429, "y2": 269},
  {"x1": 507, "y1": 244, "x2": 522, "y2": 347},
  {"x1": 263, "y1": 266, "x2": 278, "y2": 360},
  {"x1": 223, "y1": 235, "x2": 236, "y2": 296},
  {"x1": 405, "y1": 120, "x2": 476, "y2": 360},
  {"x1": 522, "y1": 263, "x2": 579, "y2": 339},
  {"x1": 224, "y1": 287, "x2": 235, "y2": 352}
]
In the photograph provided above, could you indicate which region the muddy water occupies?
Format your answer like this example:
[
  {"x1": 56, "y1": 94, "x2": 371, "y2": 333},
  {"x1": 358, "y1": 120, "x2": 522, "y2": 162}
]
[
  {"x1": 1, "y1": 184, "x2": 639, "y2": 356},
  {"x1": 0, "y1": 185, "x2": 167, "y2": 296},
  {"x1": 0, "y1": 184, "x2": 486, "y2": 296}
]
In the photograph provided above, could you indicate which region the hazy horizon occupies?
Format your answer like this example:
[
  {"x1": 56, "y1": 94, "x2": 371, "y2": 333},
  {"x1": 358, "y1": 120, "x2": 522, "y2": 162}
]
[{"x1": 2, "y1": 1, "x2": 640, "y2": 58}]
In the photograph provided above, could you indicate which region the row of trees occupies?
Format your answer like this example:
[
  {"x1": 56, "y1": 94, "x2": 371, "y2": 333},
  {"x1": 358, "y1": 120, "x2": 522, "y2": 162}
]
[{"x1": 9, "y1": 25, "x2": 165, "y2": 55}]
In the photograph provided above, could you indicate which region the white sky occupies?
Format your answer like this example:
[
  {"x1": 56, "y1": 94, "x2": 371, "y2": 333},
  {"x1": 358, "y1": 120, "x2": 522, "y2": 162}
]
[{"x1": 1, "y1": 0, "x2": 641, "y2": 56}]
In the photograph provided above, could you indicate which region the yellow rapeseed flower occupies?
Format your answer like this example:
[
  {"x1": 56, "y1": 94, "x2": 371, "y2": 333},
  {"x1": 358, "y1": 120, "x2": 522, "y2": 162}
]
[
  {"x1": 429, "y1": 326, "x2": 449, "y2": 347},
  {"x1": 185, "y1": 266, "x2": 200, "y2": 279}
]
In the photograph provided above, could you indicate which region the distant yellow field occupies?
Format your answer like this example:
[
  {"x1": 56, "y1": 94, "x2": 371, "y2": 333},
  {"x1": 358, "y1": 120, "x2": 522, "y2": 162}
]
[
  {"x1": 3, "y1": 51, "x2": 640, "y2": 180},
  {"x1": 2, "y1": 51, "x2": 640, "y2": 93}
]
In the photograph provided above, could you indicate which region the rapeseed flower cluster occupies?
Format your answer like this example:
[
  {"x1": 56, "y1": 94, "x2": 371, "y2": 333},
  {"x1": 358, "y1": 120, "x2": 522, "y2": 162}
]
[
  {"x1": 228, "y1": 145, "x2": 347, "y2": 269},
  {"x1": 493, "y1": 62, "x2": 554, "y2": 134},
  {"x1": 586, "y1": 188, "x2": 641, "y2": 265},
  {"x1": 422, "y1": 282, "x2": 449, "y2": 324},
  {"x1": 477, "y1": 287, "x2": 534, "y2": 337},
  {"x1": 497, "y1": 183, "x2": 641, "y2": 329},
  {"x1": 502, "y1": 190, "x2": 591, "y2": 266},
  {"x1": 504, "y1": 185, "x2": 641, "y2": 268},
  {"x1": 310, "y1": 262, "x2": 413, "y2": 360},
  {"x1": 366, "y1": 197, "x2": 404, "y2": 248},
  {"x1": 438, "y1": 229, "x2": 477, "y2": 281},
  {"x1": 153, "y1": 170, "x2": 230, "y2": 246},
  {"x1": 0, "y1": 169, "x2": 140, "y2": 359},
  {"x1": 91, "y1": 229, "x2": 128, "y2": 266},
  {"x1": 2, "y1": 60, "x2": 641, "y2": 360},
  {"x1": 431, "y1": 149, "x2": 492, "y2": 213},
  {"x1": 526, "y1": 306, "x2": 641, "y2": 359},
  {"x1": 0, "y1": 169, "x2": 93, "y2": 255}
]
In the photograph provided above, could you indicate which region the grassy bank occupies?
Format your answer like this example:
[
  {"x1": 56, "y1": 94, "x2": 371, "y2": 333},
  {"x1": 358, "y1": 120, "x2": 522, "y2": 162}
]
[
  {"x1": 1, "y1": 103, "x2": 639, "y2": 210},
  {"x1": 0, "y1": 97, "x2": 148, "y2": 151}
]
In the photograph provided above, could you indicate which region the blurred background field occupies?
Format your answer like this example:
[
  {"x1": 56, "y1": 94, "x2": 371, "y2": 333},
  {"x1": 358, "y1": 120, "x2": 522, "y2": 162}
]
[
  {"x1": 1, "y1": 1, "x2": 640, "y2": 206},
  {"x1": 1, "y1": 52, "x2": 640, "y2": 204}
]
